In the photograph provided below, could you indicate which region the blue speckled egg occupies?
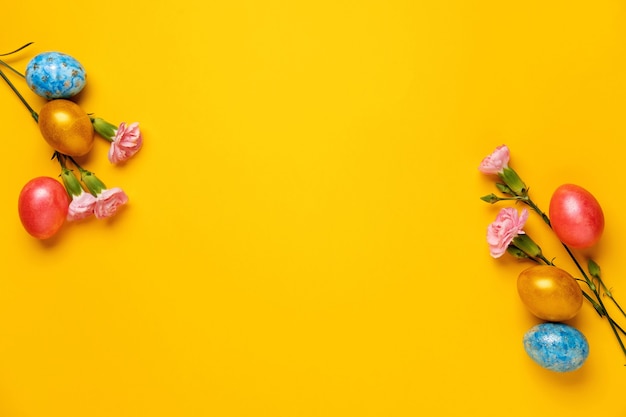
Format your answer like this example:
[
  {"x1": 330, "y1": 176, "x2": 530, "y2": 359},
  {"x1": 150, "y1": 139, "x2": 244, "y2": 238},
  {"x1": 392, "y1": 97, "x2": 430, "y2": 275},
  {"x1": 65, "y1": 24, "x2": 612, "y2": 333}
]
[
  {"x1": 25, "y1": 52, "x2": 86, "y2": 99},
  {"x1": 523, "y1": 323, "x2": 589, "y2": 372}
]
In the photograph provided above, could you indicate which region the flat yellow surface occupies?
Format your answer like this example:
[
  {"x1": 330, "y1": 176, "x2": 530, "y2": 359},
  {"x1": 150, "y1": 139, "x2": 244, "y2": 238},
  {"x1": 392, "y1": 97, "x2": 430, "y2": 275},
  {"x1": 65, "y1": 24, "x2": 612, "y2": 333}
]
[{"x1": 1, "y1": 1, "x2": 626, "y2": 416}]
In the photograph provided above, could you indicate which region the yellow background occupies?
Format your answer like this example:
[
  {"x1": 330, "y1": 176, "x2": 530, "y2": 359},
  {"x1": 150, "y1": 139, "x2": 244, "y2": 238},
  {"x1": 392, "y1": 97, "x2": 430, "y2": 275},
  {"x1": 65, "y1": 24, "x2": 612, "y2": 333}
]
[{"x1": 1, "y1": 0, "x2": 626, "y2": 416}]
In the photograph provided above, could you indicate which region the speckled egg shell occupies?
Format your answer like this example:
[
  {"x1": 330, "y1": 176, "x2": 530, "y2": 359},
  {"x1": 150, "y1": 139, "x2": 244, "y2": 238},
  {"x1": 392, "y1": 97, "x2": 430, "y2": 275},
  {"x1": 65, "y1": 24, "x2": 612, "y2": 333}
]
[
  {"x1": 25, "y1": 52, "x2": 86, "y2": 99},
  {"x1": 523, "y1": 323, "x2": 589, "y2": 372}
]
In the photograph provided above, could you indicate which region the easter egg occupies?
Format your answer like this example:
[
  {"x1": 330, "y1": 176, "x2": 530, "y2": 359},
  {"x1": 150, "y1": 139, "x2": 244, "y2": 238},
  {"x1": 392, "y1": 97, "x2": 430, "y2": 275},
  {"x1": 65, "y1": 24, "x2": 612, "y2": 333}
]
[
  {"x1": 523, "y1": 323, "x2": 589, "y2": 372},
  {"x1": 517, "y1": 265, "x2": 583, "y2": 322},
  {"x1": 25, "y1": 52, "x2": 86, "y2": 99},
  {"x1": 549, "y1": 184, "x2": 604, "y2": 249},
  {"x1": 38, "y1": 99, "x2": 94, "y2": 156}
]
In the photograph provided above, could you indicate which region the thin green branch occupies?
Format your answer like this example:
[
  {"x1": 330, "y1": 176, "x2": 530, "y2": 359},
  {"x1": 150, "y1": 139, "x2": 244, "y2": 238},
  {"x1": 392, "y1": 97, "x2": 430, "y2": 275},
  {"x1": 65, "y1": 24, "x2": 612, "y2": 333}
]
[
  {"x1": 0, "y1": 66, "x2": 38, "y2": 122},
  {"x1": 0, "y1": 42, "x2": 34, "y2": 57},
  {"x1": 597, "y1": 278, "x2": 626, "y2": 317},
  {"x1": 0, "y1": 59, "x2": 25, "y2": 78}
]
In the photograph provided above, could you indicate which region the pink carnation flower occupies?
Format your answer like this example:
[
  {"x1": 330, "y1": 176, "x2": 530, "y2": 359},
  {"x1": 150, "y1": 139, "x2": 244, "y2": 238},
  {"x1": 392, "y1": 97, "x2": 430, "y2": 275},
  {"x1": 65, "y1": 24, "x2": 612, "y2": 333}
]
[
  {"x1": 109, "y1": 122, "x2": 143, "y2": 164},
  {"x1": 487, "y1": 207, "x2": 528, "y2": 258},
  {"x1": 479, "y1": 144, "x2": 510, "y2": 175},
  {"x1": 67, "y1": 191, "x2": 97, "y2": 221},
  {"x1": 94, "y1": 187, "x2": 129, "y2": 219}
]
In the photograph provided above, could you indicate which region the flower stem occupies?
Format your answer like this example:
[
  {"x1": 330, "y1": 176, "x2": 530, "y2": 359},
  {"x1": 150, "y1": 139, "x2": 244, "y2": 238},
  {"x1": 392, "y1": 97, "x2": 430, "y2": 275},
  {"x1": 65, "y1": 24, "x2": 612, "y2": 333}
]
[
  {"x1": 0, "y1": 42, "x2": 34, "y2": 57},
  {"x1": 610, "y1": 316, "x2": 626, "y2": 336},
  {"x1": 520, "y1": 195, "x2": 551, "y2": 227},
  {"x1": 581, "y1": 290, "x2": 605, "y2": 317},
  {"x1": 606, "y1": 316, "x2": 626, "y2": 359},
  {"x1": 0, "y1": 42, "x2": 38, "y2": 122},
  {"x1": 0, "y1": 66, "x2": 38, "y2": 122},
  {"x1": 66, "y1": 155, "x2": 86, "y2": 173},
  {"x1": 536, "y1": 254, "x2": 553, "y2": 265},
  {"x1": 0, "y1": 59, "x2": 26, "y2": 78},
  {"x1": 595, "y1": 277, "x2": 626, "y2": 317},
  {"x1": 54, "y1": 151, "x2": 69, "y2": 169}
]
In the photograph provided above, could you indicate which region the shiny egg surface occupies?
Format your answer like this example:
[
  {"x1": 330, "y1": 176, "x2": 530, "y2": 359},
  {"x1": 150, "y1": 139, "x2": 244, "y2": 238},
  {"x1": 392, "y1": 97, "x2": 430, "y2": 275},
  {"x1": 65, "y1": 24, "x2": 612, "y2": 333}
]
[
  {"x1": 523, "y1": 323, "x2": 589, "y2": 372},
  {"x1": 25, "y1": 52, "x2": 86, "y2": 99}
]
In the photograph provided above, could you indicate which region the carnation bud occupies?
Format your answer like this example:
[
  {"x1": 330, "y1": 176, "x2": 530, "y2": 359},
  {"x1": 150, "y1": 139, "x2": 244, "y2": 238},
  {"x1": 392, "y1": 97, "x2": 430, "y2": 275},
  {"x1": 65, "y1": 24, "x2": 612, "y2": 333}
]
[
  {"x1": 512, "y1": 234, "x2": 543, "y2": 258},
  {"x1": 81, "y1": 170, "x2": 107, "y2": 196},
  {"x1": 60, "y1": 168, "x2": 83, "y2": 197},
  {"x1": 499, "y1": 167, "x2": 527, "y2": 196}
]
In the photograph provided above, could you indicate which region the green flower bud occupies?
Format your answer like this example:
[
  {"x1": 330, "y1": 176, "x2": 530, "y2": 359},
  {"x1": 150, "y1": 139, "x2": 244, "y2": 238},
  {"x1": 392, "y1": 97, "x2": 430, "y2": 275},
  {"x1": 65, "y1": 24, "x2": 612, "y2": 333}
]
[
  {"x1": 512, "y1": 234, "x2": 543, "y2": 258},
  {"x1": 499, "y1": 167, "x2": 527, "y2": 196},
  {"x1": 588, "y1": 259, "x2": 601, "y2": 279},
  {"x1": 495, "y1": 182, "x2": 514, "y2": 196},
  {"x1": 480, "y1": 193, "x2": 500, "y2": 204},
  {"x1": 91, "y1": 117, "x2": 118, "y2": 142},
  {"x1": 506, "y1": 245, "x2": 530, "y2": 259},
  {"x1": 60, "y1": 168, "x2": 83, "y2": 197},
  {"x1": 81, "y1": 170, "x2": 107, "y2": 196}
]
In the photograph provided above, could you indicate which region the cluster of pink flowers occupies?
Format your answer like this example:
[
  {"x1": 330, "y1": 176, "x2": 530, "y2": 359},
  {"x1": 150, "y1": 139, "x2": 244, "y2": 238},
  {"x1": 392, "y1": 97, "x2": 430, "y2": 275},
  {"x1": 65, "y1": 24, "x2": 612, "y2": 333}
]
[
  {"x1": 478, "y1": 145, "x2": 543, "y2": 262},
  {"x1": 59, "y1": 151, "x2": 133, "y2": 222},
  {"x1": 479, "y1": 145, "x2": 530, "y2": 257},
  {"x1": 67, "y1": 188, "x2": 128, "y2": 221},
  {"x1": 58, "y1": 119, "x2": 140, "y2": 223},
  {"x1": 59, "y1": 116, "x2": 142, "y2": 222}
]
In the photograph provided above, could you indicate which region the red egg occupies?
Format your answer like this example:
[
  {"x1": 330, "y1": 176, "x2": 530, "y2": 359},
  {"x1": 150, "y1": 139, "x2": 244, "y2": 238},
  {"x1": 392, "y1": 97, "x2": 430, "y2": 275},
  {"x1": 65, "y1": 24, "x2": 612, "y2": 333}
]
[
  {"x1": 18, "y1": 177, "x2": 69, "y2": 239},
  {"x1": 549, "y1": 184, "x2": 604, "y2": 249}
]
